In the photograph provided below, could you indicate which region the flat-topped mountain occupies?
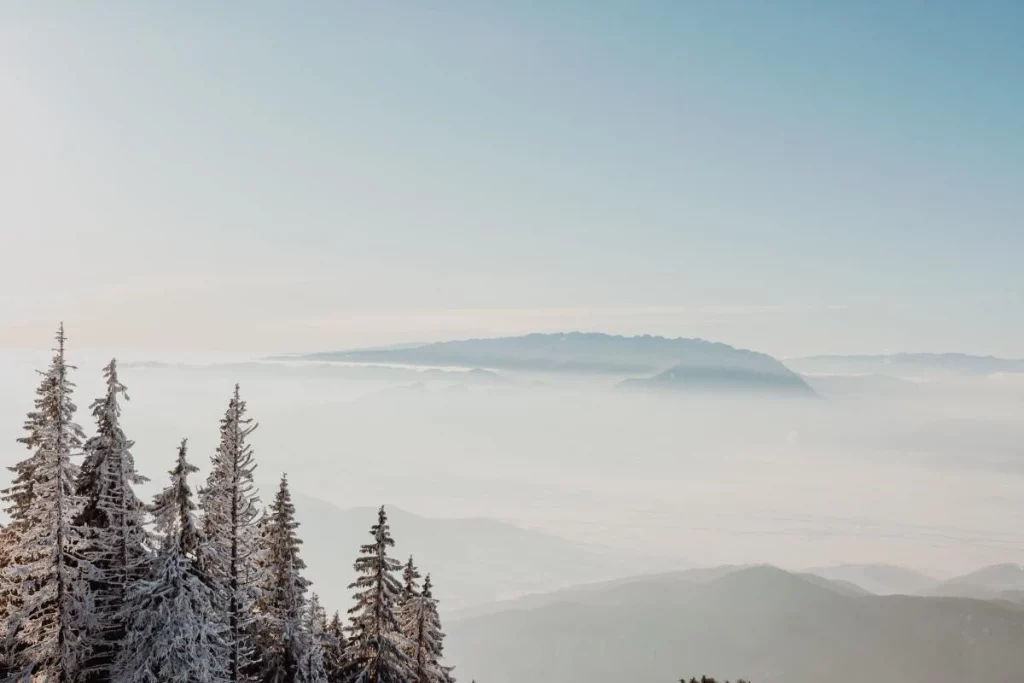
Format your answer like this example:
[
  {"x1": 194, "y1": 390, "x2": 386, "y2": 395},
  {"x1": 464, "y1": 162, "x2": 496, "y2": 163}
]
[
  {"x1": 284, "y1": 332, "x2": 814, "y2": 394},
  {"x1": 288, "y1": 332, "x2": 792, "y2": 374}
]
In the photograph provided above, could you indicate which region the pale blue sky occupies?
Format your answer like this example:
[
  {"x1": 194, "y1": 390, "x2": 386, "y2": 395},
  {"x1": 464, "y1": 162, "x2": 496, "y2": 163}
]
[{"x1": 1, "y1": 2, "x2": 1021, "y2": 355}]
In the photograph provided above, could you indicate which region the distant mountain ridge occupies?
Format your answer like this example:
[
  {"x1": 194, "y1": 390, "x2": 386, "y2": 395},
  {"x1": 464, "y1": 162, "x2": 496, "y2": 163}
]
[
  {"x1": 808, "y1": 563, "x2": 938, "y2": 595},
  {"x1": 789, "y1": 352, "x2": 1024, "y2": 376},
  {"x1": 284, "y1": 332, "x2": 815, "y2": 394},
  {"x1": 923, "y1": 563, "x2": 1024, "y2": 602},
  {"x1": 810, "y1": 563, "x2": 1024, "y2": 602},
  {"x1": 446, "y1": 564, "x2": 1024, "y2": 683},
  {"x1": 450, "y1": 564, "x2": 867, "y2": 621}
]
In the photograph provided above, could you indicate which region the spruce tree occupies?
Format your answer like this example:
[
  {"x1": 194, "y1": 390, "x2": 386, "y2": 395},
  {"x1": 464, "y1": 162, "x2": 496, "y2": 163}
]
[
  {"x1": 296, "y1": 593, "x2": 328, "y2": 683},
  {"x1": 114, "y1": 439, "x2": 228, "y2": 683},
  {"x1": 0, "y1": 330, "x2": 63, "y2": 678},
  {"x1": 200, "y1": 385, "x2": 264, "y2": 683},
  {"x1": 152, "y1": 439, "x2": 203, "y2": 558},
  {"x1": 344, "y1": 506, "x2": 411, "y2": 683},
  {"x1": 324, "y1": 612, "x2": 347, "y2": 683},
  {"x1": 256, "y1": 474, "x2": 310, "y2": 683},
  {"x1": 395, "y1": 557, "x2": 420, "y2": 672},
  {"x1": 1, "y1": 325, "x2": 88, "y2": 683},
  {"x1": 398, "y1": 557, "x2": 421, "y2": 626},
  {"x1": 75, "y1": 359, "x2": 151, "y2": 681}
]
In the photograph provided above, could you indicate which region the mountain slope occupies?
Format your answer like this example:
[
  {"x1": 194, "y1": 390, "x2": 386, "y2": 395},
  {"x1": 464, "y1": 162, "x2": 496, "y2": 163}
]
[
  {"x1": 450, "y1": 565, "x2": 867, "y2": 620},
  {"x1": 288, "y1": 332, "x2": 800, "y2": 377},
  {"x1": 446, "y1": 565, "x2": 1024, "y2": 683}
]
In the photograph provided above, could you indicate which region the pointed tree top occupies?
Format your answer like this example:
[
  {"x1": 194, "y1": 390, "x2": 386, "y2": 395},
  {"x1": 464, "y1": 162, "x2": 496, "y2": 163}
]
[
  {"x1": 170, "y1": 439, "x2": 195, "y2": 473},
  {"x1": 156, "y1": 437, "x2": 202, "y2": 558},
  {"x1": 102, "y1": 357, "x2": 128, "y2": 394},
  {"x1": 90, "y1": 356, "x2": 130, "y2": 431},
  {"x1": 422, "y1": 574, "x2": 433, "y2": 599},
  {"x1": 102, "y1": 357, "x2": 129, "y2": 400},
  {"x1": 174, "y1": 438, "x2": 193, "y2": 472},
  {"x1": 222, "y1": 384, "x2": 258, "y2": 436},
  {"x1": 372, "y1": 505, "x2": 395, "y2": 547},
  {"x1": 51, "y1": 322, "x2": 71, "y2": 367},
  {"x1": 273, "y1": 473, "x2": 294, "y2": 507},
  {"x1": 403, "y1": 556, "x2": 422, "y2": 597},
  {"x1": 169, "y1": 437, "x2": 198, "y2": 479}
]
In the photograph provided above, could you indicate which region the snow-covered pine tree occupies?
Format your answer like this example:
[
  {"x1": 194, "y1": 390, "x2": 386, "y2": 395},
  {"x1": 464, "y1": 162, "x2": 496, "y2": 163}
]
[
  {"x1": 75, "y1": 359, "x2": 151, "y2": 682},
  {"x1": 200, "y1": 385, "x2": 263, "y2": 683},
  {"x1": 343, "y1": 506, "x2": 411, "y2": 683},
  {"x1": 324, "y1": 612, "x2": 347, "y2": 683},
  {"x1": 295, "y1": 593, "x2": 328, "y2": 683},
  {"x1": 398, "y1": 557, "x2": 421, "y2": 612},
  {"x1": 1, "y1": 330, "x2": 72, "y2": 654},
  {"x1": 427, "y1": 577, "x2": 454, "y2": 683},
  {"x1": 401, "y1": 575, "x2": 451, "y2": 683},
  {"x1": 255, "y1": 474, "x2": 310, "y2": 683},
  {"x1": 1, "y1": 324, "x2": 89, "y2": 683},
  {"x1": 114, "y1": 439, "x2": 228, "y2": 683}
]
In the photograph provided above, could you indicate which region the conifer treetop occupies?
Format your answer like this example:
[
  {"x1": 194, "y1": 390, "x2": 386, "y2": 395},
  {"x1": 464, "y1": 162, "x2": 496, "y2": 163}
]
[
  {"x1": 152, "y1": 439, "x2": 202, "y2": 558},
  {"x1": 77, "y1": 357, "x2": 148, "y2": 524},
  {"x1": 402, "y1": 556, "x2": 422, "y2": 601}
]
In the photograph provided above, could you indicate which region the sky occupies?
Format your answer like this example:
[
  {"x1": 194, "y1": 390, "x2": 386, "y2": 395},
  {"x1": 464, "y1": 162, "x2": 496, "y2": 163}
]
[{"x1": 1, "y1": 1, "x2": 1021, "y2": 357}]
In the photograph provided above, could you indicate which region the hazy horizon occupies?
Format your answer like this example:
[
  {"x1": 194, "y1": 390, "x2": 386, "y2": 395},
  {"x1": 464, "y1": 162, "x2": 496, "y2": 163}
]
[{"x1": 3, "y1": 341, "x2": 1022, "y2": 583}]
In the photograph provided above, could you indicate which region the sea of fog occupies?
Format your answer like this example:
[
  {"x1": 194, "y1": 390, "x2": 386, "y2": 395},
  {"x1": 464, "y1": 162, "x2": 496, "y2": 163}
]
[{"x1": 1, "y1": 348, "x2": 1023, "y2": 581}]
